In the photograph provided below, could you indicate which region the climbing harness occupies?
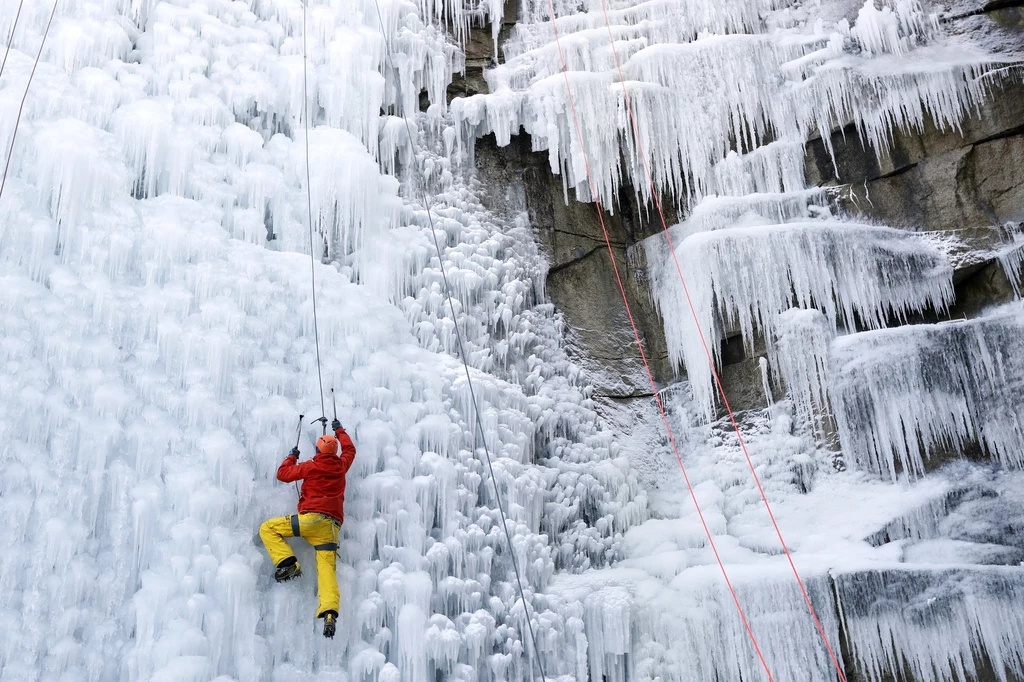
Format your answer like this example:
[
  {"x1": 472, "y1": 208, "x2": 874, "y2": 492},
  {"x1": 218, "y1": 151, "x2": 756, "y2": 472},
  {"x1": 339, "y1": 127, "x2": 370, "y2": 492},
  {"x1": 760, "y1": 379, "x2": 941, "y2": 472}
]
[
  {"x1": 0, "y1": 0, "x2": 58, "y2": 205},
  {"x1": 590, "y1": 3, "x2": 847, "y2": 680},
  {"x1": 369, "y1": 3, "x2": 547, "y2": 680},
  {"x1": 289, "y1": 513, "x2": 340, "y2": 553}
]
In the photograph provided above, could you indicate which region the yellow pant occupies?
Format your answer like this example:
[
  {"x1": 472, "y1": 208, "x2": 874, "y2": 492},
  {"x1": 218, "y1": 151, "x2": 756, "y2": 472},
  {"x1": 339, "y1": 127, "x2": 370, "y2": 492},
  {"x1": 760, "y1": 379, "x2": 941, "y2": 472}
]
[{"x1": 259, "y1": 513, "x2": 340, "y2": 618}]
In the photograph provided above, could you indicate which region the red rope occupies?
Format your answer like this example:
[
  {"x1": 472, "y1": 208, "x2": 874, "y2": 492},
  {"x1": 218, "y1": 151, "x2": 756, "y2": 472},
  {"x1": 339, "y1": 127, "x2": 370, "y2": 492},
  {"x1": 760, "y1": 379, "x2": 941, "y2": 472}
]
[
  {"x1": 594, "y1": 5, "x2": 848, "y2": 680},
  {"x1": 543, "y1": 2, "x2": 777, "y2": 680}
]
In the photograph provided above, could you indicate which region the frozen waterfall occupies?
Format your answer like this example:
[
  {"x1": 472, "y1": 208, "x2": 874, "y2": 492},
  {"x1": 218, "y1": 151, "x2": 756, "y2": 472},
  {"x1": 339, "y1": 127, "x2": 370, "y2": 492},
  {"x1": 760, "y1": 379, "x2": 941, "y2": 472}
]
[{"x1": 3, "y1": 0, "x2": 1024, "y2": 679}]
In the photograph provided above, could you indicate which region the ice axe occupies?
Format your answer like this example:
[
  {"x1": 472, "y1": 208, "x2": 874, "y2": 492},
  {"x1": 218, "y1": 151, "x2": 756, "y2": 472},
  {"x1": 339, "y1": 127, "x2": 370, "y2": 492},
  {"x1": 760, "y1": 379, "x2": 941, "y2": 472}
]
[
  {"x1": 331, "y1": 388, "x2": 337, "y2": 424},
  {"x1": 293, "y1": 414, "x2": 304, "y2": 449}
]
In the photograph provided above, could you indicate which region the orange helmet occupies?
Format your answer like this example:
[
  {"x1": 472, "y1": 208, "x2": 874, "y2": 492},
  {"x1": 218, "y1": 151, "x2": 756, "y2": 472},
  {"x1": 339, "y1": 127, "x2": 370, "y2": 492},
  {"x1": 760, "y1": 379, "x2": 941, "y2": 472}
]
[{"x1": 316, "y1": 434, "x2": 338, "y2": 456}]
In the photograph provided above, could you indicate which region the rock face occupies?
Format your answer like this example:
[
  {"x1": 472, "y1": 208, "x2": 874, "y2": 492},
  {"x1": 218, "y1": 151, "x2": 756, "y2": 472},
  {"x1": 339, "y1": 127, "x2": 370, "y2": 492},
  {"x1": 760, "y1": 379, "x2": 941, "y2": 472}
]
[
  {"x1": 446, "y1": 0, "x2": 519, "y2": 100},
  {"x1": 804, "y1": 72, "x2": 1024, "y2": 330},
  {"x1": 471, "y1": 132, "x2": 677, "y2": 399},
  {"x1": 449, "y1": 11, "x2": 679, "y2": 402},
  {"x1": 470, "y1": 75, "x2": 1024, "y2": 417},
  {"x1": 455, "y1": 7, "x2": 1024, "y2": 681},
  {"x1": 806, "y1": 78, "x2": 1024, "y2": 237}
]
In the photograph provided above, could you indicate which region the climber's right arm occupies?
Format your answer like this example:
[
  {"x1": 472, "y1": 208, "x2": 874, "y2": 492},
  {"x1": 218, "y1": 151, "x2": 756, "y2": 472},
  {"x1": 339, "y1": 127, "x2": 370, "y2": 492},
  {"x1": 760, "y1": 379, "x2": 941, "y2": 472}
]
[
  {"x1": 277, "y1": 449, "x2": 313, "y2": 482},
  {"x1": 336, "y1": 427, "x2": 356, "y2": 472}
]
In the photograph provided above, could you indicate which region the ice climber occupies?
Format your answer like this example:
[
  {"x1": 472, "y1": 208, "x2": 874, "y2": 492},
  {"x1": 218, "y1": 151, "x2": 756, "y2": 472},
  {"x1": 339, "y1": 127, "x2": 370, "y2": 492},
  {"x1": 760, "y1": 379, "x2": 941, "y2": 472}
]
[{"x1": 259, "y1": 419, "x2": 356, "y2": 639}]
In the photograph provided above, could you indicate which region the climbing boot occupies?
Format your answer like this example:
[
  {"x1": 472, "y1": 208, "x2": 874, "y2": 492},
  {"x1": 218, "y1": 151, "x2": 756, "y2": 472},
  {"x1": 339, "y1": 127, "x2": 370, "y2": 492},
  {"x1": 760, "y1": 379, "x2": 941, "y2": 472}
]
[
  {"x1": 274, "y1": 557, "x2": 301, "y2": 582},
  {"x1": 322, "y1": 611, "x2": 338, "y2": 639}
]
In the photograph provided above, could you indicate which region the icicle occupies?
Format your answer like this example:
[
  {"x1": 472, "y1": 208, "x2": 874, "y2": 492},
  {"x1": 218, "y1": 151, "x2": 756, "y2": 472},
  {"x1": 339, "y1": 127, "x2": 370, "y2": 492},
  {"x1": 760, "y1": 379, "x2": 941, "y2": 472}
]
[
  {"x1": 997, "y1": 240, "x2": 1024, "y2": 298},
  {"x1": 831, "y1": 301, "x2": 1024, "y2": 480},
  {"x1": 770, "y1": 308, "x2": 835, "y2": 428},
  {"x1": 651, "y1": 221, "x2": 953, "y2": 422},
  {"x1": 759, "y1": 357, "x2": 775, "y2": 416}
]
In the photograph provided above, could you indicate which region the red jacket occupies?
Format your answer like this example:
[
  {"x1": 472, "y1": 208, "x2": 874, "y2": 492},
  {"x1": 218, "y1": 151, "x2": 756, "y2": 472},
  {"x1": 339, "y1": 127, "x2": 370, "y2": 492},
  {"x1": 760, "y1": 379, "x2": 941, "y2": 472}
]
[{"x1": 277, "y1": 427, "x2": 356, "y2": 524}]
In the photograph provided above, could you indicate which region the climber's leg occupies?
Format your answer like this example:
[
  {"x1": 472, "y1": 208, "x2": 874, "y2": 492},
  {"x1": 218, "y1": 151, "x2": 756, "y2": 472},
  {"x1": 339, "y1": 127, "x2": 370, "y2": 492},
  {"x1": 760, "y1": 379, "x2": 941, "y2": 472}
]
[
  {"x1": 259, "y1": 515, "x2": 302, "y2": 581},
  {"x1": 314, "y1": 542, "x2": 339, "y2": 618},
  {"x1": 294, "y1": 514, "x2": 341, "y2": 619}
]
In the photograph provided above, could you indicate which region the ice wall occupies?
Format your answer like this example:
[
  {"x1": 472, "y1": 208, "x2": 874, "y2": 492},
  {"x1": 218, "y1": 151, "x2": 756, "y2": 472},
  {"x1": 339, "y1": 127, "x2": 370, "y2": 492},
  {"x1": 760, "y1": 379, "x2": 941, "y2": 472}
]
[
  {"x1": 0, "y1": 0, "x2": 648, "y2": 680},
  {"x1": 4, "y1": 0, "x2": 1024, "y2": 678},
  {"x1": 448, "y1": 0, "x2": 1024, "y2": 678}
]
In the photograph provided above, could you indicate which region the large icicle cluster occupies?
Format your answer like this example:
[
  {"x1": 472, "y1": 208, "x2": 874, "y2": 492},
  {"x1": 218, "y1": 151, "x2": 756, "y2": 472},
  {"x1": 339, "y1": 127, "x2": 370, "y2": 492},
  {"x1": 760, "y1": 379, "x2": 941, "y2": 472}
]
[
  {"x1": 0, "y1": 0, "x2": 650, "y2": 680},
  {"x1": 836, "y1": 568, "x2": 1024, "y2": 682},
  {"x1": 448, "y1": 0, "x2": 1003, "y2": 425},
  {"x1": 446, "y1": 0, "x2": 1024, "y2": 677},
  {"x1": 450, "y1": 0, "x2": 999, "y2": 209},
  {"x1": 830, "y1": 302, "x2": 1024, "y2": 480},
  {"x1": 551, "y1": 569, "x2": 845, "y2": 682},
  {"x1": 769, "y1": 308, "x2": 835, "y2": 429},
  {"x1": 649, "y1": 219, "x2": 954, "y2": 421},
  {"x1": 448, "y1": 0, "x2": 1010, "y2": 429}
]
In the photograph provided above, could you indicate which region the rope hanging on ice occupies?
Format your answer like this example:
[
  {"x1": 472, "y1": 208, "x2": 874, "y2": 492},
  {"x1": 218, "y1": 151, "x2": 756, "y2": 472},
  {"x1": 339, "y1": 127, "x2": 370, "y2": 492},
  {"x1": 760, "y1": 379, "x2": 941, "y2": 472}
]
[
  {"x1": 589, "y1": 0, "x2": 849, "y2": 678},
  {"x1": 370, "y1": 2, "x2": 549, "y2": 679},
  {"x1": 301, "y1": 0, "x2": 328, "y2": 433},
  {"x1": 0, "y1": 0, "x2": 58, "y2": 206},
  {"x1": 0, "y1": 0, "x2": 25, "y2": 83}
]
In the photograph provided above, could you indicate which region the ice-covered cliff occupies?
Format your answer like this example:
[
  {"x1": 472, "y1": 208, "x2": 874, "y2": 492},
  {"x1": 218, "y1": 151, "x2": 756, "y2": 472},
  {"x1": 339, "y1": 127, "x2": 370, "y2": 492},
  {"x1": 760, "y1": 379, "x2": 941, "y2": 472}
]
[
  {"x1": 2, "y1": 0, "x2": 1024, "y2": 679},
  {"x1": 450, "y1": 0, "x2": 1024, "y2": 678},
  {"x1": 0, "y1": 0, "x2": 645, "y2": 679}
]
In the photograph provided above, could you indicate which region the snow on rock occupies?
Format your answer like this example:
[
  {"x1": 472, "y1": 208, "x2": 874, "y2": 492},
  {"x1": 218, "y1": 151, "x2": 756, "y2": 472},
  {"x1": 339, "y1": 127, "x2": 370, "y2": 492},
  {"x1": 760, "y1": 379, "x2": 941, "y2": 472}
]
[{"x1": 570, "y1": 395, "x2": 1024, "y2": 681}]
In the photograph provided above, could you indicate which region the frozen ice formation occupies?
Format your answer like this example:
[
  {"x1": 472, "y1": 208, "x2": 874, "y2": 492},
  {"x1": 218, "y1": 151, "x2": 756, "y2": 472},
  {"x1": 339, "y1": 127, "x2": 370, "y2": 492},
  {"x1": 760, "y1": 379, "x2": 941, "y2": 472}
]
[
  {"x1": 831, "y1": 302, "x2": 1024, "y2": 481},
  {"x1": 3, "y1": 0, "x2": 1024, "y2": 678},
  {"x1": 836, "y1": 568, "x2": 1024, "y2": 682},
  {"x1": 0, "y1": 0, "x2": 646, "y2": 679},
  {"x1": 649, "y1": 220, "x2": 954, "y2": 422}
]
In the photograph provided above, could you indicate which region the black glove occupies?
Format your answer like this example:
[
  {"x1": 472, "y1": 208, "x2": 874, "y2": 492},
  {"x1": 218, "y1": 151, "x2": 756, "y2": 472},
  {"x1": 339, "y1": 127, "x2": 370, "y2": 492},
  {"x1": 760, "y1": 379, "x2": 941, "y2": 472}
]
[
  {"x1": 331, "y1": 419, "x2": 342, "y2": 431},
  {"x1": 289, "y1": 447, "x2": 300, "y2": 458}
]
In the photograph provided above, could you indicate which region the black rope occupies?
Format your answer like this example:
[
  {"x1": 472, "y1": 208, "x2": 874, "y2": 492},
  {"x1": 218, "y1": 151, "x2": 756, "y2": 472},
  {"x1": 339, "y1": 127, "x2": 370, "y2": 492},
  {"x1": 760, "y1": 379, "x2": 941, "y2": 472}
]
[
  {"x1": 0, "y1": 0, "x2": 26, "y2": 82},
  {"x1": 370, "y1": 4, "x2": 547, "y2": 680},
  {"x1": 0, "y1": 0, "x2": 57, "y2": 204},
  {"x1": 301, "y1": 0, "x2": 327, "y2": 426}
]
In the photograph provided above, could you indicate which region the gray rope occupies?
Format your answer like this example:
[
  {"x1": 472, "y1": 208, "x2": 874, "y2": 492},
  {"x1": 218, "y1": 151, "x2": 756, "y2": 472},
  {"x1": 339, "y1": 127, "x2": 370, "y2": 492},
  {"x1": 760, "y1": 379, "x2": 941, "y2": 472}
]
[
  {"x1": 0, "y1": 0, "x2": 26, "y2": 82},
  {"x1": 369, "y1": 4, "x2": 547, "y2": 680},
  {"x1": 301, "y1": 0, "x2": 327, "y2": 422},
  {"x1": 0, "y1": 0, "x2": 58, "y2": 204}
]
